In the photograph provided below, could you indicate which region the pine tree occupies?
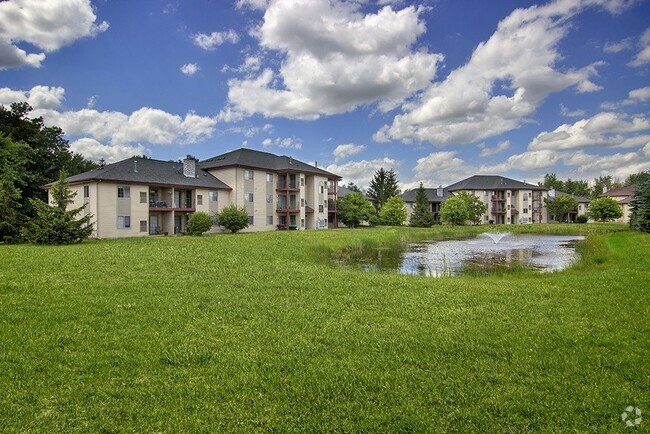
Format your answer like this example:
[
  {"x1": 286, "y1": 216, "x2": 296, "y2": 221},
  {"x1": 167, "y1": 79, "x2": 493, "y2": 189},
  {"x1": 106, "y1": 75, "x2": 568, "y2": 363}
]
[
  {"x1": 367, "y1": 168, "x2": 401, "y2": 213},
  {"x1": 22, "y1": 171, "x2": 93, "y2": 244},
  {"x1": 629, "y1": 172, "x2": 650, "y2": 232},
  {"x1": 409, "y1": 183, "x2": 435, "y2": 227}
]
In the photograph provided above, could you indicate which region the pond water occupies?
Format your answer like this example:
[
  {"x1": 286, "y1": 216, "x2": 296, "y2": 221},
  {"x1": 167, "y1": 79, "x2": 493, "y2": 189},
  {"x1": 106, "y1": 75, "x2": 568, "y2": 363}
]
[{"x1": 339, "y1": 233, "x2": 585, "y2": 277}]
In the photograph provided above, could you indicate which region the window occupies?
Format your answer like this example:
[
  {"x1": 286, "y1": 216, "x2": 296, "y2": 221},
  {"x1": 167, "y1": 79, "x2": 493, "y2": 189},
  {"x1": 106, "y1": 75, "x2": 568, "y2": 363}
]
[
  {"x1": 301, "y1": 218, "x2": 305, "y2": 227},
  {"x1": 266, "y1": 194, "x2": 273, "y2": 204},
  {"x1": 319, "y1": 205, "x2": 324, "y2": 213},
  {"x1": 248, "y1": 216, "x2": 254, "y2": 225},
  {"x1": 578, "y1": 205, "x2": 582, "y2": 211},
  {"x1": 320, "y1": 185, "x2": 324, "y2": 194},
  {"x1": 197, "y1": 194, "x2": 203, "y2": 205},
  {"x1": 266, "y1": 173, "x2": 273, "y2": 182},
  {"x1": 245, "y1": 193, "x2": 254, "y2": 203},
  {"x1": 209, "y1": 191, "x2": 218, "y2": 202},
  {"x1": 83, "y1": 185, "x2": 89, "y2": 198},
  {"x1": 507, "y1": 192, "x2": 510, "y2": 198},
  {"x1": 140, "y1": 220, "x2": 147, "y2": 232},
  {"x1": 140, "y1": 191, "x2": 147, "y2": 204},
  {"x1": 117, "y1": 216, "x2": 131, "y2": 229},
  {"x1": 523, "y1": 193, "x2": 528, "y2": 201},
  {"x1": 301, "y1": 198, "x2": 305, "y2": 207},
  {"x1": 244, "y1": 170, "x2": 254, "y2": 180},
  {"x1": 523, "y1": 208, "x2": 528, "y2": 214},
  {"x1": 266, "y1": 216, "x2": 273, "y2": 225},
  {"x1": 300, "y1": 177, "x2": 305, "y2": 186},
  {"x1": 409, "y1": 203, "x2": 413, "y2": 209},
  {"x1": 117, "y1": 186, "x2": 130, "y2": 198}
]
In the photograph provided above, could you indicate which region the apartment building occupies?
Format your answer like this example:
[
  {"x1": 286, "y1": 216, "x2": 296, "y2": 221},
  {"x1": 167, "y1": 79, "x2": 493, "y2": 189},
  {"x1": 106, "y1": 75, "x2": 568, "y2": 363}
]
[
  {"x1": 598, "y1": 184, "x2": 636, "y2": 222},
  {"x1": 547, "y1": 189, "x2": 591, "y2": 222},
  {"x1": 52, "y1": 148, "x2": 340, "y2": 238},
  {"x1": 403, "y1": 176, "x2": 549, "y2": 225}
]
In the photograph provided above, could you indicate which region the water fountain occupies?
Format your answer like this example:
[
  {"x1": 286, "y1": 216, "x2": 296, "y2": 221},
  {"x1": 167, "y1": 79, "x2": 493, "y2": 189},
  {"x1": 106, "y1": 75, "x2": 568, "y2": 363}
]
[{"x1": 483, "y1": 232, "x2": 510, "y2": 244}]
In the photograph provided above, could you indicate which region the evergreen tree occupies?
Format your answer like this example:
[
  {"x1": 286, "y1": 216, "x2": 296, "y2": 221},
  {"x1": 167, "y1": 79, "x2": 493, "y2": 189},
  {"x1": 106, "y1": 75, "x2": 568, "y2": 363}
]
[
  {"x1": 629, "y1": 172, "x2": 650, "y2": 232},
  {"x1": 343, "y1": 182, "x2": 362, "y2": 193},
  {"x1": 367, "y1": 168, "x2": 400, "y2": 213},
  {"x1": 22, "y1": 171, "x2": 93, "y2": 244},
  {"x1": 409, "y1": 183, "x2": 435, "y2": 227}
]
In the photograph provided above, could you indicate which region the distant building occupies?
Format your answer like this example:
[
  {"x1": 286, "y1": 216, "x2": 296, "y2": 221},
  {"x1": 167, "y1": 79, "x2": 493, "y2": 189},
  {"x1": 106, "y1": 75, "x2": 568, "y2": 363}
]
[
  {"x1": 401, "y1": 185, "x2": 448, "y2": 224},
  {"x1": 547, "y1": 189, "x2": 591, "y2": 222}
]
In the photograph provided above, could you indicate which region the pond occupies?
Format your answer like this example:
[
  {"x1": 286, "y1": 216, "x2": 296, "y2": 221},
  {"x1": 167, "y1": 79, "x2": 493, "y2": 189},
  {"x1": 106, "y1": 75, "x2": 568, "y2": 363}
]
[{"x1": 338, "y1": 233, "x2": 585, "y2": 277}]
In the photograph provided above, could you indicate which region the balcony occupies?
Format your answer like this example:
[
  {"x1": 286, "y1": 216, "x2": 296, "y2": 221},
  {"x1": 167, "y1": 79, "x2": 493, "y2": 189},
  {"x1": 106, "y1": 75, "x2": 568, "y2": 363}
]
[
  {"x1": 491, "y1": 195, "x2": 506, "y2": 202},
  {"x1": 491, "y1": 207, "x2": 506, "y2": 214},
  {"x1": 149, "y1": 201, "x2": 195, "y2": 212}
]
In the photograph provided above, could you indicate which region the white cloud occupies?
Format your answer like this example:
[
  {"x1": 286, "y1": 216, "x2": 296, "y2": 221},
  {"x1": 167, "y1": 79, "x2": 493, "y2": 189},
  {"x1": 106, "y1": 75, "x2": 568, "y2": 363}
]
[
  {"x1": 262, "y1": 123, "x2": 274, "y2": 133},
  {"x1": 478, "y1": 140, "x2": 510, "y2": 157},
  {"x1": 628, "y1": 86, "x2": 650, "y2": 102},
  {"x1": 193, "y1": 30, "x2": 239, "y2": 50},
  {"x1": 0, "y1": 0, "x2": 108, "y2": 69},
  {"x1": 69, "y1": 138, "x2": 148, "y2": 163},
  {"x1": 180, "y1": 63, "x2": 200, "y2": 76},
  {"x1": 411, "y1": 151, "x2": 476, "y2": 187},
  {"x1": 629, "y1": 27, "x2": 650, "y2": 67},
  {"x1": 0, "y1": 85, "x2": 65, "y2": 109},
  {"x1": 261, "y1": 136, "x2": 302, "y2": 150},
  {"x1": 326, "y1": 157, "x2": 402, "y2": 187},
  {"x1": 226, "y1": 0, "x2": 442, "y2": 119},
  {"x1": 603, "y1": 37, "x2": 633, "y2": 53},
  {"x1": 333, "y1": 143, "x2": 366, "y2": 162},
  {"x1": 222, "y1": 55, "x2": 261, "y2": 74},
  {"x1": 528, "y1": 112, "x2": 650, "y2": 151},
  {"x1": 560, "y1": 103, "x2": 585, "y2": 117},
  {"x1": 236, "y1": 0, "x2": 268, "y2": 10},
  {"x1": 374, "y1": 0, "x2": 616, "y2": 146}
]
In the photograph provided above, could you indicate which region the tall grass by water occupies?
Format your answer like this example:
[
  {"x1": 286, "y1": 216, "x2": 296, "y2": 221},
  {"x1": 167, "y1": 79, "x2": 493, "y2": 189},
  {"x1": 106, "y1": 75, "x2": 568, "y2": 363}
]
[{"x1": 0, "y1": 223, "x2": 647, "y2": 432}]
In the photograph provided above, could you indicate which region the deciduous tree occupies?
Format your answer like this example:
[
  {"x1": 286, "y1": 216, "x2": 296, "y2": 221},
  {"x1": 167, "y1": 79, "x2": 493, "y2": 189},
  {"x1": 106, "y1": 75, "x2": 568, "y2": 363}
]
[
  {"x1": 587, "y1": 197, "x2": 623, "y2": 222},
  {"x1": 337, "y1": 193, "x2": 375, "y2": 228},
  {"x1": 379, "y1": 196, "x2": 407, "y2": 226},
  {"x1": 544, "y1": 195, "x2": 579, "y2": 222}
]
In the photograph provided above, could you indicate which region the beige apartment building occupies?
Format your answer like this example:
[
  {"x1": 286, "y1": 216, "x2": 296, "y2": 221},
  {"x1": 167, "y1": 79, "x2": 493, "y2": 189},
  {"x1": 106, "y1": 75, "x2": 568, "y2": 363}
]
[{"x1": 52, "y1": 148, "x2": 340, "y2": 238}]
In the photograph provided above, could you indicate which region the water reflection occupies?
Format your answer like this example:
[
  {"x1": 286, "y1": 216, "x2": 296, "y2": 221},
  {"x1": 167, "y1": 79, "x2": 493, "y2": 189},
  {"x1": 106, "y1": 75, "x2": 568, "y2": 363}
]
[{"x1": 342, "y1": 233, "x2": 585, "y2": 277}]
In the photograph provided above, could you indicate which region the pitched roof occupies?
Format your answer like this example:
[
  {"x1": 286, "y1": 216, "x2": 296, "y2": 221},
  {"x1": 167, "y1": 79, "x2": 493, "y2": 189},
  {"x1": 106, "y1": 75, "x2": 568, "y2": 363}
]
[
  {"x1": 554, "y1": 191, "x2": 591, "y2": 203},
  {"x1": 446, "y1": 175, "x2": 546, "y2": 192},
  {"x1": 338, "y1": 186, "x2": 372, "y2": 200},
  {"x1": 199, "y1": 148, "x2": 340, "y2": 179},
  {"x1": 58, "y1": 157, "x2": 231, "y2": 189},
  {"x1": 598, "y1": 184, "x2": 636, "y2": 198},
  {"x1": 402, "y1": 187, "x2": 449, "y2": 203}
]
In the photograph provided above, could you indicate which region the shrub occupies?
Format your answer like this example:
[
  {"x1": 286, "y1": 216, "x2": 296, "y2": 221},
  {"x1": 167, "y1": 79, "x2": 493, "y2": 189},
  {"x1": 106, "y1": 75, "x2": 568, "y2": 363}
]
[
  {"x1": 186, "y1": 211, "x2": 212, "y2": 235},
  {"x1": 216, "y1": 205, "x2": 249, "y2": 233},
  {"x1": 576, "y1": 215, "x2": 588, "y2": 224},
  {"x1": 440, "y1": 195, "x2": 469, "y2": 225}
]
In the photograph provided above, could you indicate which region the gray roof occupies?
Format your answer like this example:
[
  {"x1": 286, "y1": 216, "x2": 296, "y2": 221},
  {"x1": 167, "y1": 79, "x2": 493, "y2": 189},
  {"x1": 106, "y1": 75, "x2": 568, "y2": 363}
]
[
  {"x1": 402, "y1": 187, "x2": 449, "y2": 203},
  {"x1": 338, "y1": 186, "x2": 371, "y2": 200},
  {"x1": 59, "y1": 157, "x2": 231, "y2": 189},
  {"x1": 554, "y1": 190, "x2": 591, "y2": 203},
  {"x1": 199, "y1": 148, "x2": 340, "y2": 179},
  {"x1": 446, "y1": 175, "x2": 546, "y2": 192}
]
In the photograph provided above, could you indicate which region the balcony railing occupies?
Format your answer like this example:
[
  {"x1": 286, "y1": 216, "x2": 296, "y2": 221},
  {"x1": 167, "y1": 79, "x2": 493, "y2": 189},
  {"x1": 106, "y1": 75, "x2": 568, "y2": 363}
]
[{"x1": 276, "y1": 181, "x2": 299, "y2": 190}]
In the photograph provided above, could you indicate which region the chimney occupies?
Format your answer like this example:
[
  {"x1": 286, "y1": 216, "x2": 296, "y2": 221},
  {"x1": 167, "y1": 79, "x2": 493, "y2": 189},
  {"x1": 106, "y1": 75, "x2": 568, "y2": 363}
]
[
  {"x1": 437, "y1": 185, "x2": 443, "y2": 197},
  {"x1": 134, "y1": 160, "x2": 138, "y2": 173},
  {"x1": 183, "y1": 155, "x2": 196, "y2": 178}
]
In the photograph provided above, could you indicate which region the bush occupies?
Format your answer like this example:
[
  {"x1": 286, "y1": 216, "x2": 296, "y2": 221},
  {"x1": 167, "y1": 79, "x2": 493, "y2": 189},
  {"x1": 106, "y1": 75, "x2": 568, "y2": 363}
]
[
  {"x1": 216, "y1": 205, "x2": 249, "y2": 233},
  {"x1": 576, "y1": 215, "x2": 588, "y2": 224},
  {"x1": 186, "y1": 212, "x2": 212, "y2": 235}
]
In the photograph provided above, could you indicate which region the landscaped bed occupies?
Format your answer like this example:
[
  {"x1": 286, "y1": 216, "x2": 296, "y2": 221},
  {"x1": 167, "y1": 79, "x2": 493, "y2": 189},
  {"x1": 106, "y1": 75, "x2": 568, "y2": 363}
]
[{"x1": 0, "y1": 224, "x2": 647, "y2": 432}]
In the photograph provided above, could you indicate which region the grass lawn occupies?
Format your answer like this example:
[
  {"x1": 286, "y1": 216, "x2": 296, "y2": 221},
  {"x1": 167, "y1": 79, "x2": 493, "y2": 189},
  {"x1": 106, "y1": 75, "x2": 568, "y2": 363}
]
[{"x1": 0, "y1": 224, "x2": 648, "y2": 432}]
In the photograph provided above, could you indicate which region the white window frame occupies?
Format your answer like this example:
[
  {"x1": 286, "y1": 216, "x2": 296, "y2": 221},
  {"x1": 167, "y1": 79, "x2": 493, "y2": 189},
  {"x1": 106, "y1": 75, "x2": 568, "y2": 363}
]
[
  {"x1": 117, "y1": 185, "x2": 130, "y2": 198},
  {"x1": 117, "y1": 216, "x2": 131, "y2": 229}
]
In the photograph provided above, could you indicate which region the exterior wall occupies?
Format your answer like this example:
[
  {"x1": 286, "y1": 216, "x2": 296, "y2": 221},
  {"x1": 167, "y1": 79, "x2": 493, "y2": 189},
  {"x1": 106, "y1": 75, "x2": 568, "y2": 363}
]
[{"x1": 305, "y1": 175, "x2": 329, "y2": 229}]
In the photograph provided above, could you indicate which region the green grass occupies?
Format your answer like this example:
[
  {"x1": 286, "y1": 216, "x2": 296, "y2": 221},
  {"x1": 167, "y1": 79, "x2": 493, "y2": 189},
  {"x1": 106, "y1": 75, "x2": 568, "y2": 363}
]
[{"x1": 0, "y1": 224, "x2": 648, "y2": 432}]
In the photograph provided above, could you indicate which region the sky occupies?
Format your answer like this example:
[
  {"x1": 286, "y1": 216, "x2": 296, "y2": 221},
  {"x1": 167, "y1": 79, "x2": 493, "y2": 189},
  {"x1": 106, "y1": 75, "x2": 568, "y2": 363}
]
[{"x1": 0, "y1": 0, "x2": 649, "y2": 189}]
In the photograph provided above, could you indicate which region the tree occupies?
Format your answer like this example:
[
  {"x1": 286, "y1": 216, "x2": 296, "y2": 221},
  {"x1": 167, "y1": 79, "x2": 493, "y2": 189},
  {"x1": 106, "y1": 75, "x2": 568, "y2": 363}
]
[
  {"x1": 629, "y1": 172, "x2": 650, "y2": 232},
  {"x1": 409, "y1": 183, "x2": 435, "y2": 227},
  {"x1": 216, "y1": 205, "x2": 249, "y2": 233},
  {"x1": 440, "y1": 195, "x2": 469, "y2": 225},
  {"x1": 343, "y1": 182, "x2": 362, "y2": 193},
  {"x1": 337, "y1": 192, "x2": 375, "y2": 228},
  {"x1": 0, "y1": 103, "x2": 96, "y2": 220},
  {"x1": 22, "y1": 171, "x2": 93, "y2": 244},
  {"x1": 539, "y1": 173, "x2": 565, "y2": 192},
  {"x1": 456, "y1": 191, "x2": 488, "y2": 225},
  {"x1": 591, "y1": 175, "x2": 622, "y2": 199},
  {"x1": 587, "y1": 197, "x2": 623, "y2": 222},
  {"x1": 563, "y1": 178, "x2": 590, "y2": 198},
  {"x1": 379, "y1": 196, "x2": 407, "y2": 226},
  {"x1": 366, "y1": 168, "x2": 400, "y2": 213},
  {"x1": 625, "y1": 172, "x2": 646, "y2": 186},
  {"x1": 544, "y1": 195, "x2": 579, "y2": 222},
  {"x1": 186, "y1": 212, "x2": 213, "y2": 235},
  {"x1": 0, "y1": 165, "x2": 24, "y2": 242}
]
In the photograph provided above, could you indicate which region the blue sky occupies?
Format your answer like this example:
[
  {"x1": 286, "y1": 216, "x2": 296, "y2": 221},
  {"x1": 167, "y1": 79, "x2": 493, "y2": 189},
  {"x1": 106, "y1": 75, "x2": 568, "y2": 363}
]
[{"x1": 1, "y1": 0, "x2": 649, "y2": 189}]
